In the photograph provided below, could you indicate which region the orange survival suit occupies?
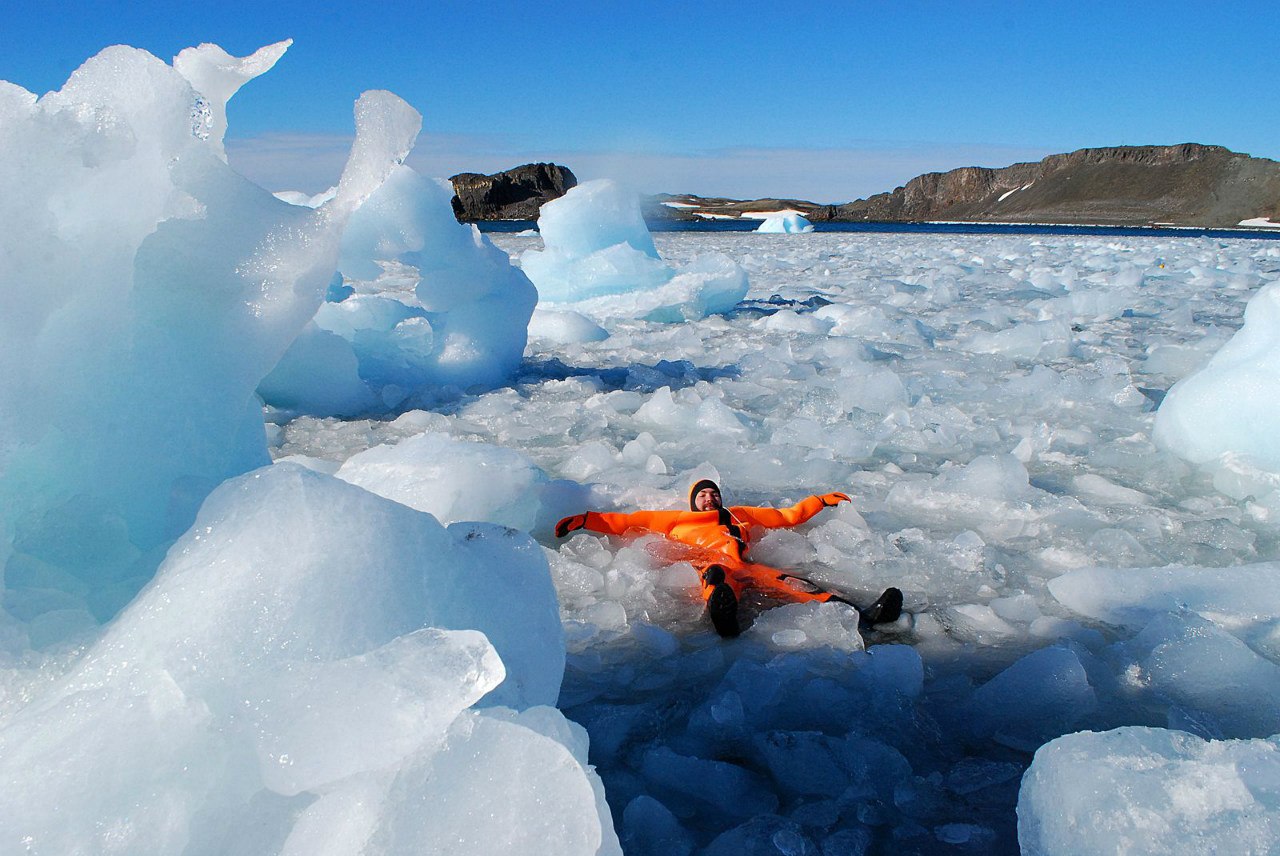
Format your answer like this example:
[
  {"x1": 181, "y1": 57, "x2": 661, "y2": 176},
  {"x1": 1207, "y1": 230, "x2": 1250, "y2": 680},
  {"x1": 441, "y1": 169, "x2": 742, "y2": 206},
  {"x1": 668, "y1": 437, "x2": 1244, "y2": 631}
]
[{"x1": 558, "y1": 481, "x2": 853, "y2": 607}]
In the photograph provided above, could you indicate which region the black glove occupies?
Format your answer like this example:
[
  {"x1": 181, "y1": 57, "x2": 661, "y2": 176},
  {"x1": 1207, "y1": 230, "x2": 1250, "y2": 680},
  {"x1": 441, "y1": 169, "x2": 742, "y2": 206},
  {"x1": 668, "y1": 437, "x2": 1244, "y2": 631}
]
[{"x1": 555, "y1": 514, "x2": 587, "y2": 538}]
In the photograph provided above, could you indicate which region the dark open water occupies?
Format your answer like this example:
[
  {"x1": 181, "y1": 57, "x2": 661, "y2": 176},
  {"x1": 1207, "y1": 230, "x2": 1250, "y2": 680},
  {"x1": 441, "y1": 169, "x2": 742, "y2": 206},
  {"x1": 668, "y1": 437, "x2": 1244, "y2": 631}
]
[{"x1": 477, "y1": 219, "x2": 1280, "y2": 240}]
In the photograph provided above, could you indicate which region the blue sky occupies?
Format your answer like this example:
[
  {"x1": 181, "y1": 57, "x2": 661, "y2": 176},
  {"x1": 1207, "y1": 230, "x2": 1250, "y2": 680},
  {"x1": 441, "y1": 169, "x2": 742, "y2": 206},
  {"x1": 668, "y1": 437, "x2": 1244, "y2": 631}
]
[{"x1": 4, "y1": 1, "x2": 1277, "y2": 202}]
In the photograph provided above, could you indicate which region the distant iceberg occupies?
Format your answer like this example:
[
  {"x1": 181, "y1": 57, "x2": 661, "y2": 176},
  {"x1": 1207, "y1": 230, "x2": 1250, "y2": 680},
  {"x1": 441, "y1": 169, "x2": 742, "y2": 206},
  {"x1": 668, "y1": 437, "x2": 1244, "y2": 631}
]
[{"x1": 754, "y1": 210, "x2": 815, "y2": 233}]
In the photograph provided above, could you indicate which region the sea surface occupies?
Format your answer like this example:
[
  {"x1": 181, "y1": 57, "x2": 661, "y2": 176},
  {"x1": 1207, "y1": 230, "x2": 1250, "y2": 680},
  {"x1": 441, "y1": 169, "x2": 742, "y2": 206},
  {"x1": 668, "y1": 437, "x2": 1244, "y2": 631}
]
[
  {"x1": 387, "y1": 228, "x2": 1279, "y2": 851},
  {"x1": 478, "y1": 218, "x2": 1280, "y2": 241}
]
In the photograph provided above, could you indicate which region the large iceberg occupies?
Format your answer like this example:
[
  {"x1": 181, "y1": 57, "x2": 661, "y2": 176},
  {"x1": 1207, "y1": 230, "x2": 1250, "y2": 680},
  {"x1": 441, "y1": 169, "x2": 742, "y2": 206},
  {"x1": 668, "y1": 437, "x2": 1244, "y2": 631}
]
[
  {"x1": 0, "y1": 41, "x2": 418, "y2": 626},
  {"x1": 262, "y1": 164, "x2": 538, "y2": 414},
  {"x1": 519, "y1": 179, "x2": 748, "y2": 322},
  {"x1": 0, "y1": 42, "x2": 620, "y2": 856},
  {"x1": 521, "y1": 178, "x2": 672, "y2": 302},
  {"x1": 0, "y1": 465, "x2": 613, "y2": 854}
]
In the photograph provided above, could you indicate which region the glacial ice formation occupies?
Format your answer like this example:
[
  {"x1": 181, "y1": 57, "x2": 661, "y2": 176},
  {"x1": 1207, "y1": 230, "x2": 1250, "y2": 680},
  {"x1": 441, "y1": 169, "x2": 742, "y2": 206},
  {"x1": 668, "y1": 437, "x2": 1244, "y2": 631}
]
[
  {"x1": 0, "y1": 465, "x2": 610, "y2": 854},
  {"x1": 0, "y1": 42, "x2": 618, "y2": 856},
  {"x1": 1019, "y1": 727, "x2": 1280, "y2": 855},
  {"x1": 1155, "y1": 281, "x2": 1280, "y2": 475},
  {"x1": 755, "y1": 211, "x2": 814, "y2": 233},
  {"x1": 261, "y1": 163, "x2": 538, "y2": 413},
  {"x1": 0, "y1": 40, "x2": 418, "y2": 625},
  {"x1": 519, "y1": 179, "x2": 748, "y2": 322},
  {"x1": 10, "y1": 32, "x2": 1280, "y2": 856},
  {"x1": 334, "y1": 430, "x2": 593, "y2": 536}
]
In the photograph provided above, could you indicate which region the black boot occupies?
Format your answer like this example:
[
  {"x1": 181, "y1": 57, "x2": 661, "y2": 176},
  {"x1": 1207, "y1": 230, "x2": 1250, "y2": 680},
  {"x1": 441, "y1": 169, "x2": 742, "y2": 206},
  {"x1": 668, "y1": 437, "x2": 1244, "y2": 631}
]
[
  {"x1": 861, "y1": 587, "x2": 903, "y2": 626},
  {"x1": 703, "y1": 565, "x2": 740, "y2": 638}
]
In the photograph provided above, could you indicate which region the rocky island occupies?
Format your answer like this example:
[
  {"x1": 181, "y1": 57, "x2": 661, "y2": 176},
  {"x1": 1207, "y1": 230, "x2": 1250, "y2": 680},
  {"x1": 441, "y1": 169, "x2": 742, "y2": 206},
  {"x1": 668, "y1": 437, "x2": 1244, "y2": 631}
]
[
  {"x1": 650, "y1": 144, "x2": 1280, "y2": 229},
  {"x1": 449, "y1": 162, "x2": 577, "y2": 221},
  {"x1": 451, "y1": 145, "x2": 1280, "y2": 229}
]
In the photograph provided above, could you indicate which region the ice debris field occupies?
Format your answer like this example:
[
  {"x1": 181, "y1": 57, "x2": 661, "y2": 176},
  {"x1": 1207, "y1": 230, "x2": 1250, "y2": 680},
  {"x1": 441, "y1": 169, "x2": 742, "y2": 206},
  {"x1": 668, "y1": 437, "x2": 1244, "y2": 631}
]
[{"x1": 5, "y1": 40, "x2": 1280, "y2": 856}]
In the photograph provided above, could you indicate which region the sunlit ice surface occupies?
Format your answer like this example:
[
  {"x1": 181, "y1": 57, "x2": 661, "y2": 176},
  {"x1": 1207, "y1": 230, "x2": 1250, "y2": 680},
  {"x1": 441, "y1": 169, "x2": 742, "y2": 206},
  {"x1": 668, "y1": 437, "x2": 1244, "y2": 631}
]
[
  {"x1": 0, "y1": 42, "x2": 609, "y2": 856},
  {"x1": 276, "y1": 229, "x2": 1280, "y2": 854}
]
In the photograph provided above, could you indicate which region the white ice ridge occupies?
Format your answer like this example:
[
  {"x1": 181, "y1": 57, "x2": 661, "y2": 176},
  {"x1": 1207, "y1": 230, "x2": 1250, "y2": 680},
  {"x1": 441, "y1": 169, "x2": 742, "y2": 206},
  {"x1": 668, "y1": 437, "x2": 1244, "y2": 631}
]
[
  {"x1": 1049, "y1": 563, "x2": 1280, "y2": 632},
  {"x1": 1239, "y1": 217, "x2": 1280, "y2": 228},
  {"x1": 738, "y1": 209, "x2": 809, "y2": 220}
]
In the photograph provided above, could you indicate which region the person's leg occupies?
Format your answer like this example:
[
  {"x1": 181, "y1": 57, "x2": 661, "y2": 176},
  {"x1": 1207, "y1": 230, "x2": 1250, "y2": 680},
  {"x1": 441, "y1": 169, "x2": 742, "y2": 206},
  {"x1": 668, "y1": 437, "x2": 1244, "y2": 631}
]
[
  {"x1": 859, "y1": 586, "x2": 903, "y2": 625},
  {"x1": 733, "y1": 564, "x2": 838, "y2": 604},
  {"x1": 736, "y1": 564, "x2": 903, "y2": 626},
  {"x1": 699, "y1": 564, "x2": 740, "y2": 637}
]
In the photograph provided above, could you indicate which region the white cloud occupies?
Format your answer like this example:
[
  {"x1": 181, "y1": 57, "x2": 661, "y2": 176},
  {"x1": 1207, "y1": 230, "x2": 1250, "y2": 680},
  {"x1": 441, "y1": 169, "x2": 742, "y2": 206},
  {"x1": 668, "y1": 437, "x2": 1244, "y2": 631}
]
[
  {"x1": 546, "y1": 143, "x2": 1059, "y2": 204},
  {"x1": 226, "y1": 134, "x2": 352, "y2": 195},
  {"x1": 227, "y1": 133, "x2": 1058, "y2": 205}
]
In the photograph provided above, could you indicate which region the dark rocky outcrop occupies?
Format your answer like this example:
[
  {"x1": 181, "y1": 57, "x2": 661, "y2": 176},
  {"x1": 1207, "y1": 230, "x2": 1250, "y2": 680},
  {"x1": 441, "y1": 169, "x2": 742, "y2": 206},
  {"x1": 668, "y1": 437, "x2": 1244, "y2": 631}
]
[
  {"x1": 647, "y1": 145, "x2": 1280, "y2": 229},
  {"x1": 450, "y1": 163, "x2": 577, "y2": 221}
]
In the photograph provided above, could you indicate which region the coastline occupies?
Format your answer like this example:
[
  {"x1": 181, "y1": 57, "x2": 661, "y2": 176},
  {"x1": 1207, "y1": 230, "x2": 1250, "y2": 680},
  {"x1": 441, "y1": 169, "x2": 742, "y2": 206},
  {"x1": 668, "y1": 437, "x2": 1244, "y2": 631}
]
[{"x1": 477, "y1": 219, "x2": 1280, "y2": 240}]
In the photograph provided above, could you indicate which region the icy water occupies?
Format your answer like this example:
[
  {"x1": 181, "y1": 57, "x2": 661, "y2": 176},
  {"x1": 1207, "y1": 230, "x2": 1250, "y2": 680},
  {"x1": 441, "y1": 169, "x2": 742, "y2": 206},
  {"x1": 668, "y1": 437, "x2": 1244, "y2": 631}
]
[
  {"x1": 278, "y1": 231, "x2": 1280, "y2": 854},
  {"x1": 478, "y1": 218, "x2": 1280, "y2": 241}
]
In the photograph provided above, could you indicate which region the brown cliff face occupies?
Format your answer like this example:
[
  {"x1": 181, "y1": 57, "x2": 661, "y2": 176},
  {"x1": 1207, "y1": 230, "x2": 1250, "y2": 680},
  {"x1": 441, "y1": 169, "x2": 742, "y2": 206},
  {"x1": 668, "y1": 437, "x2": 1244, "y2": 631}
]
[
  {"x1": 643, "y1": 145, "x2": 1280, "y2": 227},
  {"x1": 835, "y1": 144, "x2": 1280, "y2": 226},
  {"x1": 449, "y1": 163, "x2": 577, "y2": 221},
  {"x1": 455, "y1": 147, "x2": 1280, "y2": 228}
]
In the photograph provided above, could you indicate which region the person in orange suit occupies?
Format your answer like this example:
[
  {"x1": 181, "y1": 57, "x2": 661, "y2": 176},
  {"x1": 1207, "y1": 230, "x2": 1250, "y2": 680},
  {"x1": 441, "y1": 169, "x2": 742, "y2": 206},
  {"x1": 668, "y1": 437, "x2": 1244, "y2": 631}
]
[{"x1": 555, "y1": 478, "x2": 902, "y2": 637}]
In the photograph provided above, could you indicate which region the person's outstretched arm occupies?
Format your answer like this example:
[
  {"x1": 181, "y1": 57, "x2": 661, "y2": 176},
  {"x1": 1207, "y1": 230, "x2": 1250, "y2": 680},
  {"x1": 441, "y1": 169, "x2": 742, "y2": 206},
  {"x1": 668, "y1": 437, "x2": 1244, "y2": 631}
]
[
  {"x1": 555, "y1": 509, "x2": 709, "y2": 538},
  {"x1": 734, "y1": 492, "x2": 849, "y2": 529}
]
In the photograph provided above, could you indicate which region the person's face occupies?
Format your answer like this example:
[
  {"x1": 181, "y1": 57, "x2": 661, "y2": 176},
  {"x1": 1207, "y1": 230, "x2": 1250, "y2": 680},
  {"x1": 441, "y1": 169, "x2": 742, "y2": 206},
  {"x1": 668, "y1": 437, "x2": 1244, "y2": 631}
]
[{"x1": 694, "y1": 487, "x2": 722, "y2": 511}]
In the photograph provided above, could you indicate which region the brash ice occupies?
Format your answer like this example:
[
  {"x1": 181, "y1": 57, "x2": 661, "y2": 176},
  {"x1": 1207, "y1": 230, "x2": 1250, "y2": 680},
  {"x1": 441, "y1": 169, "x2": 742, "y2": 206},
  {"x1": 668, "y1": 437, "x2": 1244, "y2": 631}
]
[{"x1": 6, "y1": 35, "x2": 1280, "y2": 856}]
